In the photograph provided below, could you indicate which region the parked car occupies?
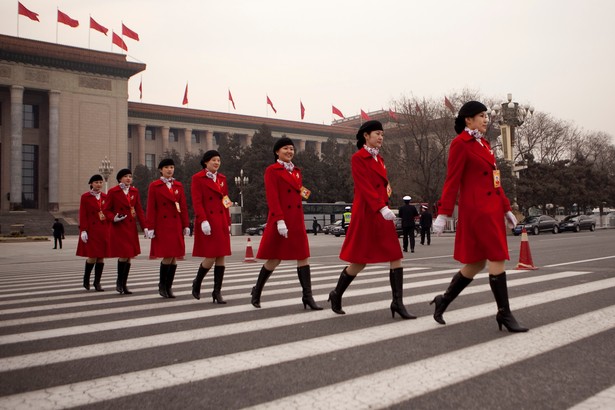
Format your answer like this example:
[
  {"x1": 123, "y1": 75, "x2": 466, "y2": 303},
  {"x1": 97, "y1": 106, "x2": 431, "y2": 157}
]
[
  {"x1": 322, "y1": 220, "x2": 342, "y2": 235},
  {"x1": 394, "y1": 217, "x2": 420, "y2": 238},
  {"x1": 558, "y1": 215, "x2": 596, "y2": 232},
  {"x1": 332, "y1": 223, "x2": 348, "y2": 237},
  {"x1": 513, "y1": 215, "x2": 559, "y2": 236},
  {"x1": 245, "y1": 223, "x2": 267, "y2": 236}
]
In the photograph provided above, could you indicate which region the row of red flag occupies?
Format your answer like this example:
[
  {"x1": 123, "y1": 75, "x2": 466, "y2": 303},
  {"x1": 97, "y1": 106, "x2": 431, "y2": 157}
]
[{"x1": 17, "y1": 2, "x2": 139, "y2": 52}]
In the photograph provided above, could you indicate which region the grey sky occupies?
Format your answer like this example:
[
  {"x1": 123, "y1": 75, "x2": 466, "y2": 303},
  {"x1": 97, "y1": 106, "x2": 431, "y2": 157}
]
[{"x1": 3, "y1": 0, "x2": 614, "y2": 139}]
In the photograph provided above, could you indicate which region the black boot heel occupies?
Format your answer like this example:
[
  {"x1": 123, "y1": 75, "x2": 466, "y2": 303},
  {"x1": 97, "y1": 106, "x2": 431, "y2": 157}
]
[{"x1": 302, "y1": 296, "x2": 323, "y2": 311}]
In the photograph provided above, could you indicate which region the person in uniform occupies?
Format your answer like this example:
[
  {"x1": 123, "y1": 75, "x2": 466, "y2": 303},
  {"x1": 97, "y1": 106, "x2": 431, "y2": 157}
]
[
  {"x1": 398, "y1": 195, "x2": 419, "y2": 252},
  {"x1": 431, "y1": 101, "x2": 528, "y2": 332},
  {"x1": 251, "y1": 137, "x2": 322, "y2": 311},
  {"x1": 419, "y1": 205, "x2": 433, "y2": 245},
  {"x1": 342, "y1": 206, "x2": 352, "y2": 229},
  {"x1": 103, "y1": 168, "x2": 147, "y2": 295},
  {"x1": 329, "y1": 120, "x2": 416, "y2": 320},
  {"x1": 76, "y1": 174, "x2": 110, "y2": 291},
  {"x1": 145, "y1": 158, "x2": 190, "y2": 298},
  {"x1": 191, "y1": 150, "x2": 232, "y2": 303},
  {"x1": 52, "y1": 218, "x2": 64, "y2": 249}
]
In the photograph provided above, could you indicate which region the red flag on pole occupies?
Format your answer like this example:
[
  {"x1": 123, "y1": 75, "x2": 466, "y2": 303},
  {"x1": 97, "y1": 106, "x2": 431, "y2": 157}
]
[
  {"x1": 90, "y1": 17, "x2": 108, "y2": 35},
  {"x1": 388, "y1": 109, "x2": 398, "y2": 121},
  {"x1": 182, "y1": 83, "x2": 189, "y2": 105},
  {"x1": 415, "y1": 102, "x2": 422, "y2": 115},
  {"x1": 111, "y1": 31, "x2": 128, "y2": 51},
  {"x1": 139, "y1": 78, "x2": 143, "y2": 100},
  {"x1": 122, "y1": 23, "x2": 140, "y2": 41},
  {"x1": 57, "y1": 10, "x2": 79, "y2": 28},
  {"x1": 266, "y1": 95, "x2": 277, "y2": 114},
  {"x1": 360, "y1": 110, "x2": 371, "y2": 121},
  {"x1": 444, "y1": 96, "x2": 455, "y2": 113},
  {"x1": 18, "y1": 2, "x2": 39, "y2": 21},
  {"x1": 228, "y1": 90, "x2": 236, "y2": 110},
  {"x1": 332, "y1": 105, "x2": 344, "y2": 118},
  {"x1": 300, "y1": 101, "x2": 305, "y2": 120}
]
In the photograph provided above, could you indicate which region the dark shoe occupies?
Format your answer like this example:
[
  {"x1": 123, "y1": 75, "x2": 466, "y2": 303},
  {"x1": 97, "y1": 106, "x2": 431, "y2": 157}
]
[
  {"x1": 411, "y1": 249, "x2": 415, "y2": 253},
  {"x1": 297, "y1": 265, "x2": 323, "y2": 310},
  {"x1": 159, "y1": 263, "x2": 170, "y2": 298},
  {"x1": 83, "y1": 262, "x2": 94, "y2": 290},
  {"x1": 192, "y1": 265, "x2": 210, "y2": 300},
  {"x1": 489, "y1": 272, "x2": 528, "y2": 332},
  {"x1": 251, "y1": 266, "x2": 273, "y2": 308},
  {"x1": 212, "y1": 265, "x2": 227, "y2": 304},
  {"x1": 116, "y1": 261, "x2": 126, "y2": 294},
  {"x1": 430, "y1": 271, "x2": 473, "y2": 325},
  {"x1": 389, "y1": 267, "x2": 417, "y2": 319},
  {"x1": 93, "y1": 262, "x2": 105, "y2": 291},
  {"x1": 122, "y1": 263, "x2": 133, "y2": 294},
  {"x1": 166, "y1": 264, "x2": 177, "y2": 298},
  {"x1": 328, "y1": 268, "x2": 355, "y2": 314}
]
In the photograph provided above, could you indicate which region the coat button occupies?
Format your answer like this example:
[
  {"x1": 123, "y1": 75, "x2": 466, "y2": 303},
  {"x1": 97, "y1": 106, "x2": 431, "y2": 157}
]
[
  {"x1": 487, "y1": 192, "x2": 492, "y2": 196},
  {"x1": 483, "y1": 171, "x2": 488, "y2": 176},
  {"x1": 288, "y1": 189, "x2": 291, "y2": 193}
]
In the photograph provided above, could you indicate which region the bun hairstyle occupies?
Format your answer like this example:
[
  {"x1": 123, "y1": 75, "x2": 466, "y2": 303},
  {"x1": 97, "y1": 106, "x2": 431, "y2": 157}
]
[
  {"x1": 116, "y1": 168, "x2": 131, "y2": 182},
  {"x1": 200, "y1": 150, "x2": 221, "y2": 168},
  {"x1": 355, "y1": 120, "x2": 383, "y2": 150},
  {"x1": 454, "y1": 101, "x2": 488, "y2": 134},
  {"x1": 157, "y1": 158, "x2": 175, "y2": 169},
  {"x1": 273, "y1": 137, "x2": 295, "y2": 160},
  {"x1": 88, "y1": 174, "x2": 103, "y2": 189}
]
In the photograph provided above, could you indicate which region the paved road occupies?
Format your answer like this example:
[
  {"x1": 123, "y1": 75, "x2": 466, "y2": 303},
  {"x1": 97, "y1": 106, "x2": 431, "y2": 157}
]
[{"x1": 1, "y1": 230, "x2": 614, "y2": 409}]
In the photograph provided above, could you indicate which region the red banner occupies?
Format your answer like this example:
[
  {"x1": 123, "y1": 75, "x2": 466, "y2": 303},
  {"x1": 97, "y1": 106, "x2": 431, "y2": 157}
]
[
  {"x1": 122, "y1": 23, "x2": 140, "y2": 41},
  {"x1": 182, "y1": 83, "x2": 189, "y2": 105},
  {"x1": 300, "y1": 101, "x2": 305, "y2": 120},
  {"x1": 228, "y1": 90, "x2": 236, "y2": 110},
  {"x1": 444, "y1": 96, "x2": 455, "y2": 113},
  {"x1": 332, "y1": 105, "x2": 344, "y2": 118},
  {"x1": 18, "y1": 2, "x2": 39, "y2": 21},
  {"x1": 90, "y1": 17, "x2": 108, "y2": 35},
  {"x1": 58, "y1": 10, "x2": 79, "y2": 28},
  {"x1": 361, "y1": 110, "x2": 370, "y2": 121},
  {"x1": 266, "y1": 96, "x2": 277, "y2": 114},
  {"x1": 112, "y1": 32, "x2": 128, "y2": 51}
]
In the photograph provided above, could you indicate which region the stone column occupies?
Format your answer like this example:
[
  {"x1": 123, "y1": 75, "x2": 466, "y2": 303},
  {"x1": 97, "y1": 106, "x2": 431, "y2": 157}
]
[
  {"x1": 10, "y1": 86, "x2": 24, "y2": 211},
  {"x1": 48, "y1": 90, "x2": 60, "y2": 211},
  {"x1": 297, "y1": 139, "x2": 306, "y2": 152},
  {"x1": 315, "y1": 140, "x2": 322, "y2": 157},
  {"x1": 184, "y1": 128, "x2": 192, "y2": 154},
  {"x1": 161, "y1": 126, "x2": 170, "y2": 154},
  {"x1": 245, "y1": 134, "x2": 253, "y2": 147},
  {"x1": 205, "y1": 130, "x2": 214, "y2": 151},
  {"x1": 137, "y1": 124, "x2": 146, "y2": 166}
]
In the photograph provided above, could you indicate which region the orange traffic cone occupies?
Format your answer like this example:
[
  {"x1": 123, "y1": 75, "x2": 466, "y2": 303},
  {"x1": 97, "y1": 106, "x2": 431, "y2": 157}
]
[
  {"x1": 516, "y1": 227, "x2": 538, "y2": 270},
  {"x1": 244, "y1": 237, "x2": 256, "y2": 263}
]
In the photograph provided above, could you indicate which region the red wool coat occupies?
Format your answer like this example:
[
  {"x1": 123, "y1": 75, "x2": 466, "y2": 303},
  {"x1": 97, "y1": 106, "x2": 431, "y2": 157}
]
[
  {"x1": 76, "y1": 191, "x2": 110, "y2": 258},
  {"x1": 437, "y1": 131, "x2": 512, "y2": 264},
  {"x1": 191, "y1": 171, "x2": 232, "y2": 258},
  {"x1": 103, "y1": 185, "x2": 146, "y2": 258},
  {"x1": 256, "y1": 162, "x2": 310, "y2": 260},
  {"x1": 340, "y1": 149, "x2": 402, "y2": 263},
  {"x1": 146, "y1": 179, "x2": 189, "y2": 258}
]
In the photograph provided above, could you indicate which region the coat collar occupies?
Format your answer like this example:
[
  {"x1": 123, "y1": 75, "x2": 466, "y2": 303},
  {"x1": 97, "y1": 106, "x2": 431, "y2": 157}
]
[
  {"x1": 357, "y1": 147, "x2": 388, "y2": 181},
  {"x1": 198, "y1": 170, "x2": 225, "y2": 196},
  {"x1": 273, "y1": 162, "x2": 302, "y2": 189},
  {"x1": 460, "y1": 131, "x2": 496, "y2": 168}
]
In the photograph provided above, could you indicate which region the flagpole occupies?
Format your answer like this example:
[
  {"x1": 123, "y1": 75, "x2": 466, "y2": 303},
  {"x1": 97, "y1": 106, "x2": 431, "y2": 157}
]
[
  {"x1": 88, "y1": 14, "x2": 91, "y2": 49},
  {"x1": 56, "y1": 8, "x2": 59, "y2": 43},
  {"x1": 16, "y1": 8, "x2": 19, "y2": 37}
]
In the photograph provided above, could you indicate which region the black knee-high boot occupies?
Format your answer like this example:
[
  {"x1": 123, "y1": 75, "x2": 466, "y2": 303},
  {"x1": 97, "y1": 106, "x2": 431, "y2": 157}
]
[
  {"x1": 430, "y1": 271, "x2": 473, "y2": 325},
  {"x1": 212, "y1": 265, "x2": 227, "y2": 304},
  {"x1": 166, "y1": 264, "x2": 177, "y2": 299},
  {"x1": 116, "y1": 261, "x2": 127, "y2": 294},
  {"x1": 328, "y1": 268, "x2": 355, "y2": 315},
  {"x1": 159, "y1": 263, "x2": 170, "y2": 298},
  {"x1": 297, "y1": 265, "x2": 323, "y2": 310},
  {"x1": 122, "y1": 262, "x2": 133, "y2": 294},
  {"x1": 93, "y1": 263, "x2": 105, "y2": 292},
  {"x1": 489, "y1": 272, "x2": 528, "y2": 332},
  {"x1": 389, "y1": 267, "x2": 417, "y2": 319},
  {"x1": 251, "y1": 266, "x2": 273, "y2": 308},
  {"x1": 83, "y1": 262, "x2": 95, "y2": 290},
  {"x1": 192, "y1": 265, "x2": 210, "y2": 300}
]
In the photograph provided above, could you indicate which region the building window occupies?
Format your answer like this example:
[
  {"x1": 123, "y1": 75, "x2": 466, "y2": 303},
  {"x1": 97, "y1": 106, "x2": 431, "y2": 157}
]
[
  {"x1": 169, "y1": 128, "x2": 179, "y2": 142},
  {"x1": 191, "y1": 132, "x2": 200, "y2": 144},
  {"x1": 127, "y1": 125, "x2": 132, "y2": 139},
  {"x1": 22, "y1": 144, "x2": 39, "y2": 208},
  {"x1": 127, "y1": 152, "x2": 132, "y2": 170},
  {"x1": 145, "y1": 127, "x2": 155, "y2": 141},
  {"x1": 145, "y1": 154, "x2": 156, "y2": 170},
  {"x1": 23, "y1": 105, "x2": 39, "y2": 128}
]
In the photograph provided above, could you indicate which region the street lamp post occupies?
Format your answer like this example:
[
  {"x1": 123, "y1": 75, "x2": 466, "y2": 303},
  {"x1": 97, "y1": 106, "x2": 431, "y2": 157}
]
[
  {"x1": 98, "y1": 157, "x2": 114, "y2": 194},
  {"x1": 234, "y1": 169, "x2": 249, "y2": 208}
]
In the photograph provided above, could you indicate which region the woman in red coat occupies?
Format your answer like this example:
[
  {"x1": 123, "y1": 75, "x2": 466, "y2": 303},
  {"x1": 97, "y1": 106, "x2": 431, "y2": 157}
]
[
  {"x1": 146, "y1": 158, "x2": 190, "y2": 299},
  {"x1": 431, "y1": 100, "x2": 528, "y2": 332},
  {"x1": 329, "y1": 120, "x2": 415, "y2": 320},
  {"x1": 103, "y1": 168, "x2": 147, "y2": 295},
  {"x1": 191, "y1": 150, "x2": 232, "y2": 303},
  {"x1": 76, "y1": 174, "x2": 109, "y2": 291},
  {"x1": 251, "y1": 137, "x2": 322, "y2": 311}
]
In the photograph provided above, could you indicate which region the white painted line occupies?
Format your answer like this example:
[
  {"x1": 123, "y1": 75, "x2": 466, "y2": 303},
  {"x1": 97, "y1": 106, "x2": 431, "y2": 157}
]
[
  {"x1": 544, "y1": 255, "x2": 615, "y2": 267},
  {"x1": 568, "y1": 384, "x2": 615, "y2": 410}
]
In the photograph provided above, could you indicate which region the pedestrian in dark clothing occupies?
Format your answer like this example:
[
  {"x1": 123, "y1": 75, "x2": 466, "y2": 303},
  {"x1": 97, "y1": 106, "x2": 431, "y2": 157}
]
[
  {"x1": 312, "y1": 217, "x2": 321, "y2": 235},
  {"x1": 398, "y1": 195, "x2": 418, "y2": 253},
  {"x1": 420, "y1": 205, "x2": 433, "y2": 245},
  {"x1": 52, "y1": 218, "x2": 65, "y2": 249}
]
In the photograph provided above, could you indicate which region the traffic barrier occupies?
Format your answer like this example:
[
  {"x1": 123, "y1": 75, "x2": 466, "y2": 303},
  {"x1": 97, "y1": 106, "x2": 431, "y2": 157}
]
[
  {"x1": 516, "y1": 227, "x2": 538, "y2": 270},
  {"x1": 244, "y1": 237, "x2": 256, "y2": 263}
]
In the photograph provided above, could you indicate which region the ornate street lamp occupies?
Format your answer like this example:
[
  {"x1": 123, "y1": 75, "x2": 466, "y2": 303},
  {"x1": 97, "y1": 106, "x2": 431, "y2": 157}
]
[
  {"x1": 234, "y1": 169, "x2": 249, "y2": 208},
  {"x1": 98, "y1": 157, "x2": 114, "y2": 194}
]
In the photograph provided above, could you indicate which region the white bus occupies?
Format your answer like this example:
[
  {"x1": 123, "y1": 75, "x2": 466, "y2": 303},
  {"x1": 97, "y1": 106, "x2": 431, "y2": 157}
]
[{"x1": 302, "y1": 202, "x2": 352, "y2": 233}]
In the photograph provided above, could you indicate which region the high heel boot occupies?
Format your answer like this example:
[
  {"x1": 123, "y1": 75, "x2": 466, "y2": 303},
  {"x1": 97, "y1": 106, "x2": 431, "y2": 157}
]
[
  {"x1": 93, "y1": 262, "x2": 105, "y2": 291},
  {"x1": 166, "y1": 264, "x2": 177, "y2": 298},
  {"x1": 83, "y1": 262, "x2": 94, "y2": 290},
  {"x1": 159, "y1": 263, "x2": 170, "y2": 298},
  {"x1": 328, "y1": 267, "x2": 355, "y2": 315},
  {"x1": 389, "y1": 267, "x2": 417, "y2": 319},
  {"x1": 116, "y1": 261, "x2": 127, "y2": 294},
  {"x1": 122, "y1": 263, "x2": 133, "y2": 294},
  {"x1": 212, "y1": 265, "x2": 227, "y2": 304},
  {"x1": 251, "y1": 266, "x2": 273, "y2": 308},
  {"x1": 430, "y1": 271, "x2": 473, "y2": 325},
  {"x1": 489, "y1": 272, "x2": 529, "y2": 332},
  {"x1": 297, "y1": 265, "x2": 323, "y2": 310},
  {"x1": 192, "y1": 265, "x2": 210, "y2": 300}
]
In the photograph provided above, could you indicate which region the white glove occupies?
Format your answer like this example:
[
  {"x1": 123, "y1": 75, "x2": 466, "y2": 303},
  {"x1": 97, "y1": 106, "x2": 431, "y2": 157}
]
[
  {"x1": 505, "y1": 211, "x2": 518, "y2": 229},
  {"x1": 113, "y1": 213, "x2": 127, "y2": 223},
  {"x1": 433, "y1": 215, "x2": 449, "y2": 236},
  {"x1": 80, "y1": 231, "x2": 88, "y2": 243},
  {"x1": 379, "y1": 206, "x2": 396, "y2": 221},
  {"x1": 277, "y1": 220, "x2": 288, "y2": 238},
  {"x1": 183, "y1": 227, "x2": 191, "y2": 236},
  {"x1": 201, "y1": 220, "x2": 211, "y2": 235},
  {"x1": 144, "y1": 229, "x2": 155, "y2": 239}
]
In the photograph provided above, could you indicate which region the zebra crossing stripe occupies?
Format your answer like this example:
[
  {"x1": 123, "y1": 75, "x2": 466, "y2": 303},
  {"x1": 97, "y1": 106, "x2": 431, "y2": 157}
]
[
  {"x1": 0, "y1": 277, "x2": 613, "y2": 409},
  {"x1": 568, "y1": 385, "x2": 615, "y2": 410}
]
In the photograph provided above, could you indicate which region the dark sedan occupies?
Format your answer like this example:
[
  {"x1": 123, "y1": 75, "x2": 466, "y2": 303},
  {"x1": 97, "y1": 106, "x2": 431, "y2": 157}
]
[
  {"x1": 558, "y1": 215, "x2": 596, "y2": 232},
  {"x1": 245, "y1": 223, "x2": 267, "y2": 236},
  {"x1": 323, "y1": 220, "x2": 342, "y2": 235},
  {"x1": 513, "y1": 215, "x2": 559, "y2": 236}
]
